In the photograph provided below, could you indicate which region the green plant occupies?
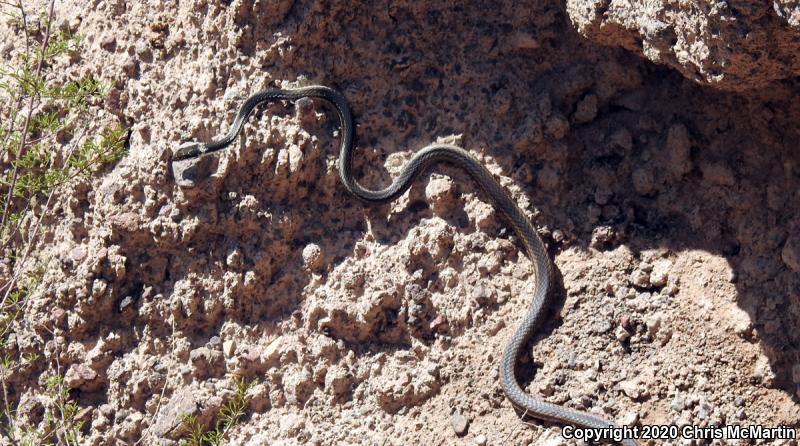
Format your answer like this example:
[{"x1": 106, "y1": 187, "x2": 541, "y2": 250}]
[
  {"x1": 0, "y1": 265, "x2": 43, "y2": 442},
  {"x1": 41, "y1": 372, "x2": 84, "y2": 445},
  {"x1": 1, "y1": 368, "x2": 85, "y2": 446},
  {"x1": 0, "y1": 11, "x2": 127, "y2": 246},
  {"x1": 0, "y1": 0, "x2": 127, "y2": 443},
  {"x1": 178, "y1": 377, "x2": 256, "y2": 446}
]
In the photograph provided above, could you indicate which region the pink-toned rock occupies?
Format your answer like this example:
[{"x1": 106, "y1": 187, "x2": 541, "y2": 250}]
[
  {"x1": 566, "y1": 0, "x2": 800, "y2": 90},
  {"x1": 782, "y1": 235, "x2": 800, "y2": 272},
  {"x1": 64, "y1": 363, "x2": 98, "y2": 389}
]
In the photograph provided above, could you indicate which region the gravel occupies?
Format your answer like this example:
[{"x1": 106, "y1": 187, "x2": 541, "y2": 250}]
[{"x1": 451, "y1": 412, "x2": 470, "y2": 436}]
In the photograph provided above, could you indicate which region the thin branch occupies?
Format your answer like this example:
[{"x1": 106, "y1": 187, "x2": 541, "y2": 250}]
[
  {"x1": 501, "y1": 408, "x2": 530, "y2": 445},
  {"x1": 0, "y1": 2, "x2": 29, "y2": 160},
  {"x1": 134, "y1": 316, "x2": 176, "y2": 445},
  {"x1": 0, "y1": 0, "x2": 55, "y2": 237},
  {"x1": 0, "y1": 198, "x2": 32, "y2": 250},
  {"x1": 0, "y1": 125, "x2": 89, "y2": 252},
  {"x1": 49, "y1": 327, "x2": 78, "y2": 446},
  {"x1": 0, "y1": 363, "x2": 13, "y2": 442},
  {"x1": 0, "y1": 121, "x2": 85, "y2": 309},
  {"x1": 0, "y1": 185, "x2": 53, "y2": 306},
  {"x1": 18, "y1": 0, "x2": 30, "y2": 61}
]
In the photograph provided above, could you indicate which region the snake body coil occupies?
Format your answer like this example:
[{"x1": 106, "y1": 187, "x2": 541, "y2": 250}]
[{"x1": 173, "y1": 86, "x2": 638, "y2": 446}]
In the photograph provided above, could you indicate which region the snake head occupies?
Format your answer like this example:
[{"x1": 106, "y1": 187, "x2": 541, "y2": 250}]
[
  {"x1": 172, "y1": 141, "x2": 205, "y2": 161},
  {"x1": 171, "y1": 141, "x2": 215, "y2": 188}
]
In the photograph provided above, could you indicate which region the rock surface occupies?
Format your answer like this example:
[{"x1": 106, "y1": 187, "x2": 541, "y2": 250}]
[
  {"x1": 1, "y1": 0, "x2": 800, "y2": 445},
  {"x1": 566, "y1": 0, "x2": 800, "y2": 90}
]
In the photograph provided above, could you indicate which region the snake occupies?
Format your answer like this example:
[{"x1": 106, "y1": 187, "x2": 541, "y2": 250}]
[{"x1": 172, "y1": 85, "x2": 639, "y2": 446}]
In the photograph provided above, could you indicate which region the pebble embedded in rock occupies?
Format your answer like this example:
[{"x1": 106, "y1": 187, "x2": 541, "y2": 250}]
[
  {"x1": 430, "y1": 314, "x2": 449, "y2": 332},
  {"x1": 279, "y1": 412, "x2": 305, "y2": 437},
  {"x1": 751, "y1": 355, "x2": 776, "y2": 386},
  {"x1": 283, "y1": 366, "x2": 314, "y2": 406},
  {"x1": 662, "y1": 276, "x2": 680, "y2": 296},
  {"x1": 574, "y1": 94, "x2": 598, "y2": 124},
  {"x1": 620, "y1": 411, "x2": 639, "y2": 426},
  {"x1": 471, "y1": 284, "x2": 493, "y2": 304},
  {"x1": 782, "y1": 235, "x2": 800, "y2": 272},
  {"x1": 649, "y1": 259, "x2": 672, "y2": 287},
  {"x1": 70, "y1": 245, "x2": 87, "y2": 262},
  {"x1": 609, "y1": 128, "x2": 634, "y2": 152},
  {"x1": 645, "y1": 314, "x2": 662, "y2": 337},
  {"x1": 451, "y1": 412, "x2": 469, "y2": 436},
  {"x1": 288, "y1": 144, "x2": 303, "y2": 173},
  {"x1": 119, "y1": 295, "x2": 135, "y2": 311},
  {"x1": 426, "y1": 175, "x2": 456, "y2": 213},
  {"x1": 629, "y1": 268, "x2": 650, "y2": 288},
  {"x1": 701, "y1": 162, "x2": 736, "y2": 186},
  {"x1": 632, "y1": 168, "x2": 656, "y2": 196},
  {"x1": 792, "y1": 364, "x2": 800, "y2": 385},
  {"x1": 223, "y1": 86, "x2": 240, "y2": 102},
  {"x1": 727, "y1": 306, "x2": 752, "y2": 337},
  {"x1": 510, "y1": 31, "x2": 540, "y2": 49},
  {"x1": 122, "y1": 57, "x2": 137, "y2": 76},
  {"x1": 587, "y1": 316, "x2": 610, "y2": 334},
  {"x1": 696, "y1": 401, "x2": 712, "y2": 420},
  {"x1": 223, "y1": 339, "x2": 236, "y2": 357},
  {"x1": 263, "y1": 336, "x2": 283, "y2": 365},
  {"x1": 324, "y1": 365, "x2": 353, "y2": 396},
  {"x1": 152, "y1": 387, "x2": 198, "y2": 438},
  {"x1": 665, "y1": 123, "x2": 693, "y2": 177},
  {"x1": 65, "y1": 363, "x2": 98, "y2": 389},
  {"x1": 615, "y1": 324, "x2": 631, "y2": 342},
  {"x1": 590, "y1": 226, "x2": 616, "y2": 249},
  {"x1": 302, "y1": 243, "x2": 324, "y2": 272},
  {"x1": 295, "y1": 96, "x2": 315, "y2": 121},
  {"x1": 545, "y1": 114, "x2": 569, "y2": 139},
  {"x1": 189, "y1": 347, "x2": 224, "y2": 379},
  {"x1": 618, "y1": 380, "x2": 641, "y2": 399},
  {"x1": 474, "y1": 434, "x2": 487, "y2": 446},
  {"x1": 537, "y1": 165, "x2": 560, "y2": 190},
  {"x1": 470, "y1": 200, "x2": 496, "y2": 230},
  {"x1": 100, "y1": 35, "x2": 116, "y2": 51}
]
